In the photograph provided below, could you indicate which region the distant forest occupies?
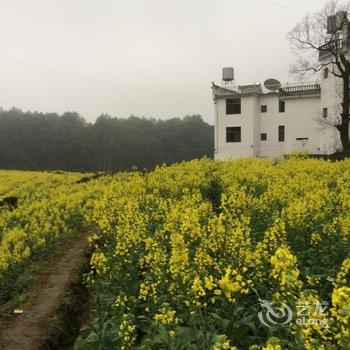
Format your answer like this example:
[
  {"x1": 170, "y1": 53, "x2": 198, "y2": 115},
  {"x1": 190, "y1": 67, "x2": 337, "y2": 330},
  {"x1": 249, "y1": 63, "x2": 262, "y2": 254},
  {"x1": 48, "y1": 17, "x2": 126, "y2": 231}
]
[{"x1": 0, "y1": 108, "x2": 214, "y2": 172}]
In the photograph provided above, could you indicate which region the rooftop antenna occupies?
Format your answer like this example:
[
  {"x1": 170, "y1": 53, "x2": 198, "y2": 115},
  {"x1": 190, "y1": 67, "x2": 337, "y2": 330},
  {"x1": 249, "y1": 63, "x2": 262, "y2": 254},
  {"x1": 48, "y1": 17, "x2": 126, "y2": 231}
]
[{"x1": 222, "y1": 67, "x2": 234, "y2": 89}]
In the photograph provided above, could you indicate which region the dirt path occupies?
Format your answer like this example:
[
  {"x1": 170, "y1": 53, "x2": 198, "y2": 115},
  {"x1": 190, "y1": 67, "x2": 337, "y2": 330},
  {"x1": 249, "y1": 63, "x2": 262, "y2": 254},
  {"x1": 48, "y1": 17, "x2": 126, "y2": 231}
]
[{"x1": 0, "y1": 234, "x2": 89, "y2": 350}]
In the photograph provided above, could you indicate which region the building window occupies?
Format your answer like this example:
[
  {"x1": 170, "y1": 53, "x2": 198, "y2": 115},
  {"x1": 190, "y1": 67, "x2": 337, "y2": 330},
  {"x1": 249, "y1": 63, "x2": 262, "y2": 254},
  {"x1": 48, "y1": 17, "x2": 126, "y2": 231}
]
[
  {"x1": 226, "y1": 98, "x2": 241, "y2": 114},
  {"x1": 324, "y1": 68, "x2": 329, "y2": 79},
  {"x1": 279, "y1": 99, "x2": 285, "y2": 113},
  {"x1": 323, "y1": 107, "x2": 328, "y2": 118},
  {"x1": 278, "y1": 125, "x2": 285, "y2": 142},
  {"x1": 261, "y1": 105, "x2": 267, "y2": 113},
  {"x1": 261, "y1": 133, "x2": 267, "y2": 141},
  {"x1": 226, "y1": 127, "x2": 241, "y2": 142}
]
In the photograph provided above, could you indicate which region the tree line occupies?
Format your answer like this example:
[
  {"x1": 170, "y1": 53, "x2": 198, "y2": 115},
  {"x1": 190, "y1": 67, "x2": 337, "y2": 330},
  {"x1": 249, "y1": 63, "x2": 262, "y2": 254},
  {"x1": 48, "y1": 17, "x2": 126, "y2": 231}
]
[{"x1": 0, "y1": 108, "x2": 214, "y2": 172}]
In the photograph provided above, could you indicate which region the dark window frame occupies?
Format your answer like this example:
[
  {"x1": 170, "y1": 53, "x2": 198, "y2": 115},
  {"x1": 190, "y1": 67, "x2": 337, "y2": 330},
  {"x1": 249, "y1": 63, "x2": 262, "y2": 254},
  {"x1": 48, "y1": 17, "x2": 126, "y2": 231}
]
[
  {"x1": 261, "y1": 133, "x2": 267, "y2": 141},
  {"x1": 279, "y1": 99, "x2": 285, "y2": 113},
  {"x1": 226, "y1": 126, "x2": 241, "y2": 143},
  {"x1": 324, "y1": 67, "x2": 329, "y2": 79},
  {"x1": 226, "y1": 98, "x2": 241, "y2": 115},
  {"x1": 261, "y1": 105, "x2": 267, "y2": 113},
  {"x1": 278, "y1": 125, "x2": 285, "y2": 142},
  {"x1": 323, "y1": 107, "x2": 328, "y2": 118}
]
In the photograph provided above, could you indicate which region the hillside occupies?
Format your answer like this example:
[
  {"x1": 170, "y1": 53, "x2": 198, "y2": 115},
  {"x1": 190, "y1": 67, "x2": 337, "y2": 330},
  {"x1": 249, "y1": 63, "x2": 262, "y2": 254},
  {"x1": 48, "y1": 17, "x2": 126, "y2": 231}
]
[{"x1": 0, "y1": 108, "x2": 214, "y2": 172}]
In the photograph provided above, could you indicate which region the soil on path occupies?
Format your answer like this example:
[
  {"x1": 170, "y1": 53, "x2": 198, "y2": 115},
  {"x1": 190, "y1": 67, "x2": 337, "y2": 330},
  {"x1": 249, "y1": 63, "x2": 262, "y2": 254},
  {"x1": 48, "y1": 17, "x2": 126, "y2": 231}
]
[{"x1": 0, "y1": 234, "x2": 89, "y2": 350}]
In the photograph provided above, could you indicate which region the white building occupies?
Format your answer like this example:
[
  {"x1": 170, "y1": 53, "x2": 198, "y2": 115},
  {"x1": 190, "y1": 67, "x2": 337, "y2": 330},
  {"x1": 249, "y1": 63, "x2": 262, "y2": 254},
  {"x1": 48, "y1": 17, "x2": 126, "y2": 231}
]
[{"x1": 212, "y1": 15, "x2": 350, "y2": 160}]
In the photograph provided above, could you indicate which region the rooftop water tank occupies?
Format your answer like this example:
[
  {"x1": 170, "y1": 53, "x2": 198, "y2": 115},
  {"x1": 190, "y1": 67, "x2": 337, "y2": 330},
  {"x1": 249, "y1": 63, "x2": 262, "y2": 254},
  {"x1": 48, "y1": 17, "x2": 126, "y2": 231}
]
[{"x1": 222, "y1": 67, "x2": 234, "y2": 82}]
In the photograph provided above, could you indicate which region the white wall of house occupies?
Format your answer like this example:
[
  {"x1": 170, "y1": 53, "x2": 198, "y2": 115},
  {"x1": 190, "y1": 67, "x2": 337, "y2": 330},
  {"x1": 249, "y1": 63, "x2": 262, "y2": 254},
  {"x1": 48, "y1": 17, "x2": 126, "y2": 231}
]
[
  {"x1": 319, "y1": 64, "x2": 343, "y2": 153},
  {"x1": 214, "y1": 90, "x2": 327, "y2": 160},
  {"x1": 283, "y1": 96, "x2": 322, "y2": 154},
  {"x1": 259, "y1": 94, "x2": 285, "y2": 157},
  {"x1": 213, "y1": 69, "x2": 350, "y2": 159},
  {"x1": 215, "y1": 96, "x2": 256, "y2": 159}
]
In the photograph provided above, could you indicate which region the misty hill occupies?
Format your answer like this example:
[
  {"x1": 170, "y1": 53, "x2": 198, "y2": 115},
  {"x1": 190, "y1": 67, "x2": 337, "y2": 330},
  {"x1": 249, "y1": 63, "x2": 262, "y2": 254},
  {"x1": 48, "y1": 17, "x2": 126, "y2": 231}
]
[{"x1": 0, "y1": 108, "x2": 214, "y2": 172}]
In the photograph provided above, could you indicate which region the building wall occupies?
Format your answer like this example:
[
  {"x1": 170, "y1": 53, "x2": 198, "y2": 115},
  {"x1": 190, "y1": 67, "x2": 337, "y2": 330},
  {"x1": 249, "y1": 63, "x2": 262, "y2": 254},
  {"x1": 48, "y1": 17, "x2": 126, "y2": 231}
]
[
  {"x1": 214, "y1": 66, "x2": 349, "y2": 159},
  {"x1": 317, "y1": 34, "x2": 350, "y2": 153},
  {"x1": 215, "y1": 96, "x2": 256, "y2": 159},
  {"x1": 252, "y1": 95, "x2": 261, "y2": 157},
  {"x1": 214, "y1": 93, "x2": 322, "y2": 160},
  {"x1": 283, "y1": 96, "x2": 322, "y2": 154},
  {"x1": 319, "y1": 64, "x2": 343, "y2": 153},
  {"x1": 259, "y1": 94, "x2": 285, "y2": 157}
]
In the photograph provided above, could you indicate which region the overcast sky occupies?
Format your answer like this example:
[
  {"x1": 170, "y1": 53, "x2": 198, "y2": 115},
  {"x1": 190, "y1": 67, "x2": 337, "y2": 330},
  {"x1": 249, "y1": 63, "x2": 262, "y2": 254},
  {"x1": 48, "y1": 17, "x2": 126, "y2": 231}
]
[{"x1": 0, "y1": 0, "x2": 328, "y2": 124}]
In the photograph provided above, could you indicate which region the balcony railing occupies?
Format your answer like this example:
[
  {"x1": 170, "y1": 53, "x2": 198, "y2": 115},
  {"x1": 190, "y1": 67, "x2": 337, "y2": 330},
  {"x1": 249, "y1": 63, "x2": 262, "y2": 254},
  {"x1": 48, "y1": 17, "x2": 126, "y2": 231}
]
[{"x1": 279, "y1": 84, "x2": 321, "y2": 96}]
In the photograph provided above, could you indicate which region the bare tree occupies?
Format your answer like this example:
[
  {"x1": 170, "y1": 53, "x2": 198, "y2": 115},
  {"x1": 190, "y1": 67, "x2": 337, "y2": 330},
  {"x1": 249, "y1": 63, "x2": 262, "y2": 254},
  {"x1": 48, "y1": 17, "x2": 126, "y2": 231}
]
[{"x1": 288, "y1": 0, "x2": 350, "y2": 153}]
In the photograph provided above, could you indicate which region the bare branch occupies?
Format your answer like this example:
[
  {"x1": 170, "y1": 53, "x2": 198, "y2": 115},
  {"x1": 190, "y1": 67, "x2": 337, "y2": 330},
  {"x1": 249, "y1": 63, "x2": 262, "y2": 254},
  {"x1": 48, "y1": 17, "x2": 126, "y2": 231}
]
[
  {"x1": 289, "y1": 0, "x2": 350, "y2": 152},
  {"x1": 288, "y1": 0, "x2": 350, "y2": 77}
]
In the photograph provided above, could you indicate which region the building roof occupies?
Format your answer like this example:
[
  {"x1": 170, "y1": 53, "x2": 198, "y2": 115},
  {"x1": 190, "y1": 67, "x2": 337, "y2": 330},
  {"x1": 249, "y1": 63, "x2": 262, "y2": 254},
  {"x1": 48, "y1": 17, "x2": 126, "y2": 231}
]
[
  {"x1": 238, "y1": 84, "x2": 263, "y2": 94},
  {"x1": 211, "y1": 82, "x2": 321, "y2": 99},
  {"x1": 211, "y1": 83, "x2": 267, "y2": 99},
  {"x1": 279, "y1": 84, "x2": 321, "y2": 97}
]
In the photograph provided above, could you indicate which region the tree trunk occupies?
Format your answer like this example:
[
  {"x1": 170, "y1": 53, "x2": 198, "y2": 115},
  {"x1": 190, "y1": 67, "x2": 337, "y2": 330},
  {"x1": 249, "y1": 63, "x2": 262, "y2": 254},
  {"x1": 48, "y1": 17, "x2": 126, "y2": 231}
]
[{"x1": 340, "y1": 72, "x2": 350, "y2": 152}]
